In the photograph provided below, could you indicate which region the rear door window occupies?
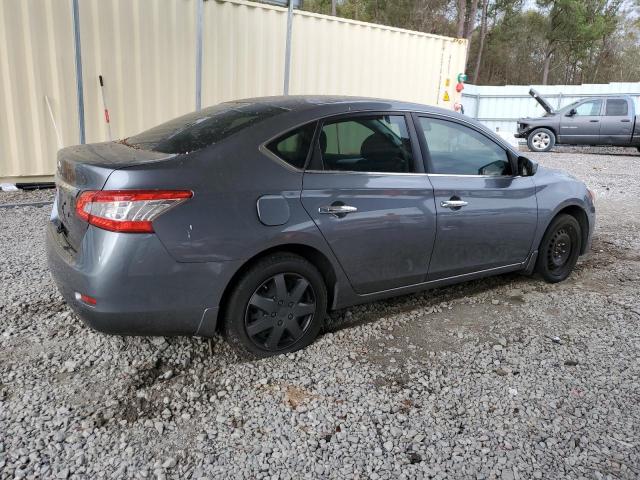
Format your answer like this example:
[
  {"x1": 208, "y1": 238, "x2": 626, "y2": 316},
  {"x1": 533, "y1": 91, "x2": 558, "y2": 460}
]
[
  {"x1": 125, "y1": 102, "x2": 288, "y2": 154},
  {"x1": 266, "y1": 123, "x2": 316, "y2": 169},
  {"x1": 318, "y1": 115, "x2": 414, "y2": 173},
  {"x1": 605, "y1": 99, "x2": 628, "y2": 116}
]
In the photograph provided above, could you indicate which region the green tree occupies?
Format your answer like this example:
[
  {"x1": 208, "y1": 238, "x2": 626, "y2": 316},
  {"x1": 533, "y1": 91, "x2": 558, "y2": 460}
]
[
  {"x1": 299, "y1": 0, "x2": 640, "y2": 86},
  {"x1": 536, "y1": 0, "x2": 621, "y2": 84}
]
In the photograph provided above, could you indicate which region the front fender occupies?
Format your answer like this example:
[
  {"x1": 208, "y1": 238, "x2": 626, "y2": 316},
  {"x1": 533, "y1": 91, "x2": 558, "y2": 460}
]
[
  {"x1": 516, "y1": 117, "x2": 559, "y2": 139},
  {"x1": 532, "y1": 169, "x2": 595, "y2": 255}
]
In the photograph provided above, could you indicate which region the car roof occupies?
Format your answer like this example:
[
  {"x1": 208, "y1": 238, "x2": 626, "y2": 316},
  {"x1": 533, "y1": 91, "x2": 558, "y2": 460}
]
[
  {"x1": 221, "y1": 95, "x2": 462, "y2": 118},
  {"x1": 571, "y1": 95, "x2": 633, "y2": 101},
  {"x1": 215, "y1": 94, "x2": 516, "y2": 154}
]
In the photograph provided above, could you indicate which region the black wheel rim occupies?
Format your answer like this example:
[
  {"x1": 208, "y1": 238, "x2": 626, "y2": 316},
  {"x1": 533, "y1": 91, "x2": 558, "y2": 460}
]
[
  {"x1": 547, "y1": 227, "x2": 573, "y2": 273},
  {"x1": 244, "y1": 273, "x2": 316, "y2": 352}
]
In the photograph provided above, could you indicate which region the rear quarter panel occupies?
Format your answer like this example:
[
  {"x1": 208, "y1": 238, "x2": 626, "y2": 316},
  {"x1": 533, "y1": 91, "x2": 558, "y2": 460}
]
[
  {"x1": 101, "y1": 123, "x2": 354, "y2": 308},
  {"x1": 103, "y1": 139, "x2": 326, "y2": 262}
]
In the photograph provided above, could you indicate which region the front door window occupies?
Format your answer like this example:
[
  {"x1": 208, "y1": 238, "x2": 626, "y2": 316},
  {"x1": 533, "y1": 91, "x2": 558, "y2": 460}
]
[
  {"x1": 418, "y1": 117, "x2": 511, "y2": 176},
  {"x1": 574, "y1": 100, "x2": 602, "y2": 116}
]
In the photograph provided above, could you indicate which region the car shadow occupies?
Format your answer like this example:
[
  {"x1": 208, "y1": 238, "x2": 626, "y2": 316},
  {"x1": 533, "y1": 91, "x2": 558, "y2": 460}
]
[{"x1": 324, "y1": 271, "x2": 534, "y2": 335}]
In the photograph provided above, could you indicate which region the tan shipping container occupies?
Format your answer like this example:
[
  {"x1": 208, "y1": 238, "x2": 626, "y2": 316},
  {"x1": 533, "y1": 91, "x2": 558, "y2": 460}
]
[{"x1": 0, "y1": 0, "x2": 467, "y2": 182}]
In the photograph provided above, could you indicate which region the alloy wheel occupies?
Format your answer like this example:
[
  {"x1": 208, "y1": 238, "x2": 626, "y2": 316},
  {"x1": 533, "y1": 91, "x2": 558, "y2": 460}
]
[
  {"x1": 244, "y1": 273, "x2": 316, "y2": 351},
  {"x1": 532, "y1": 132, "x2": 551, "y2": 150}
]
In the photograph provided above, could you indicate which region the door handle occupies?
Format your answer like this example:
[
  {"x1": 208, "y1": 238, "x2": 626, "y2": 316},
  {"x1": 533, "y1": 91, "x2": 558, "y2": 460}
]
[
  {"x1": 319, "y1": 205, "x2": 358, "y2": 217},
  {"x1": 441, "y1": 200, "x2": 468, "y2": 209},
  {"x1": 589, "y1": 120, "x2": 599, "y2": 123},
  {"x1": 621, "y1": 119, "x2": 631, "y2": 123}
]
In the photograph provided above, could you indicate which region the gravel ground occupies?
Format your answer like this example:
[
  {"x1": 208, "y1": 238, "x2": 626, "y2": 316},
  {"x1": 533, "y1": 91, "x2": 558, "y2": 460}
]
[
  {"x1": 0, "y1": 187, "x2": 55, "y2": 206},
  {"x1": 1, "y1": 151, "x2": 639, "y2": 480}
]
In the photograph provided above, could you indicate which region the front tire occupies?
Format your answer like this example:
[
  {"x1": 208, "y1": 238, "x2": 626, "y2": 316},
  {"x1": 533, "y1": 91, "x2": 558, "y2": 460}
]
[
  {"x1": 223, "y1": 253, "x2": 327, "y2": 359},
  {"x1": 527, "y1": 128, "x2": 556, "y2": 153},
  {"x1": 535, "y1": 214, "x2": 582, "y2": 283}
]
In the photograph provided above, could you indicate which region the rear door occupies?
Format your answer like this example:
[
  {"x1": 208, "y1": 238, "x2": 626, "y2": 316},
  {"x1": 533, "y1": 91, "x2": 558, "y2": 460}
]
[
  {"x1": 559, "y1": 99, "x2": 603, "y2": 144},
  {"x1": 415, "y1": 115, "x2": 538, "y2": 280},
  {"x1": 301, "y1": 112, "x2": 437, "y2": 294},
  {"x1": 600, "y1": 98, "x2": 633, "y2": 145}
]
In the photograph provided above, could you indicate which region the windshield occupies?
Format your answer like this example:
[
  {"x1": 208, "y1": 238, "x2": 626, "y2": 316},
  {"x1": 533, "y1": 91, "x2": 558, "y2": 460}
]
[{"x1": 124, "y1": 102, "x2": 288, "y2": 154}]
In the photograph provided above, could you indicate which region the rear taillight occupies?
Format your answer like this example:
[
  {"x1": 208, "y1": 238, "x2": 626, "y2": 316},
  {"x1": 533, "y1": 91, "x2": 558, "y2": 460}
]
[{"x1": 75, "y1": 190, "x2": 192, "y2": 233}]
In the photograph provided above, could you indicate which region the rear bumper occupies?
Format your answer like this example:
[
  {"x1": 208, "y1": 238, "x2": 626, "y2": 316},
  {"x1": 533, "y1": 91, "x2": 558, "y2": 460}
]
[{"x1": 46, "y1": 222, "x2": 241, "y2": 337}]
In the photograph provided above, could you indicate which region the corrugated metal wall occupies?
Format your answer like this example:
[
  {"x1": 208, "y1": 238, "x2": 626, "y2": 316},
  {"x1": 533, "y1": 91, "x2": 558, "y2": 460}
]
[
  {"x1": 202, "y1": 0, "x2": 286, "y2": 106},
  {"x1": 80, "y1": 0, "x2": 197, "y2": 144},
  {"x1": 0, "y1": 0, "x2": 78, "y2": 179},
  {"x1": 0, "y1": 0, "x2": 467, "y2": 182},
  {"x1": 463, "y1": 82, "x2": 640, "y2": 134},
  {"x1": 289, "y1": 10, "x2": 466, "y2": 106}
]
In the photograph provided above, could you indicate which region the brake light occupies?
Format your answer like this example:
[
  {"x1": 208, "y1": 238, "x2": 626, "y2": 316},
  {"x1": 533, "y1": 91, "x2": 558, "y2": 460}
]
[{"x1": 76, "y1": 190, "x2": 192, "y2": 233}]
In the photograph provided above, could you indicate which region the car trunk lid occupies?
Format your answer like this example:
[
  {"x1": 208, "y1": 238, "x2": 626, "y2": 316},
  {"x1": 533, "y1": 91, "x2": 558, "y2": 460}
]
[
  {"x1": 529, "y1": 88, "x2": 555, "y2": 114},
  {"x1": 54, "y1": 142, "x2": 175, "y2": 251}
]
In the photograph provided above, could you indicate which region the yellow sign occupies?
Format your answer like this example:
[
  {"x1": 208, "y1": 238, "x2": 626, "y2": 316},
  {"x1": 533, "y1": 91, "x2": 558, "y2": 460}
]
[
  {"x1": 443, "y1": 91, "x2": 450, "y2": 102},
  {"x1": 445, "y1": 78, "x2": 450, "y2": 87}
]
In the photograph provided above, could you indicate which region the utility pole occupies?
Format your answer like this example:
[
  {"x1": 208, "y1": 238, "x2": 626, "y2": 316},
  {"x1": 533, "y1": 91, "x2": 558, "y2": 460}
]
[{"x1": 283, "y1": 0, "x2": 294, "y2": 94}]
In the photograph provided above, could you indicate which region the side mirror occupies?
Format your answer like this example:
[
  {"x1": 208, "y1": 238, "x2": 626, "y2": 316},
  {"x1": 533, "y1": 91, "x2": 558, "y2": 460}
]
[
  {"x1": 566, "y1": 108, "x2": 577, "y2": 117},
  {"x1": 518, "y1": 156, "x2": 538, "y2": 176}
]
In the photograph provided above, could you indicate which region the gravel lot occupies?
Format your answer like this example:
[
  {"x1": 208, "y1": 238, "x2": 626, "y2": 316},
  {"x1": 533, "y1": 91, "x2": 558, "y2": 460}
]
[{"x1": 1, "y1": 151, "x2": 639, "y2": 479}]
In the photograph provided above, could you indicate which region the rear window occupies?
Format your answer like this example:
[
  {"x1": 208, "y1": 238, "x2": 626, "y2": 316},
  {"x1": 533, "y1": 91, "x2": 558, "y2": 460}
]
[
  {"x1": 266, "y1": 123, "x2": 316, "y2": 169},
  {"x1": 124, "y1": 102, "x2": 288, "y2": 154}
]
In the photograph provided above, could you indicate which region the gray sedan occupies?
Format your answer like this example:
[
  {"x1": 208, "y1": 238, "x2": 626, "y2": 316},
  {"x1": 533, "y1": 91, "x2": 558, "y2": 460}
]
[{"x1": 47, "y1": 96, "x2": 595, "y2": 358}]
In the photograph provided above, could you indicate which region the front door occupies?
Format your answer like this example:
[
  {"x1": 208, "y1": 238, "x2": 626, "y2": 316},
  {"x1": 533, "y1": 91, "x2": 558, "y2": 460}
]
[
  {"x1": 301, "y1": 113, "x2": 437, "y2": 294},
  {"x1": 415, "y1": 115, "x2": 538, "y2": 280},
  {"x1": 559, "y1": 99, "x2": 603, "y2": 144}
]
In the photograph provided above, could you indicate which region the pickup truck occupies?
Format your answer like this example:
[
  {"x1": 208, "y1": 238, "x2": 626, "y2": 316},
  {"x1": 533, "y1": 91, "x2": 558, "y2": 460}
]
[{"x1": 515, "y1": 89, "x2": 640, "y2": 153}]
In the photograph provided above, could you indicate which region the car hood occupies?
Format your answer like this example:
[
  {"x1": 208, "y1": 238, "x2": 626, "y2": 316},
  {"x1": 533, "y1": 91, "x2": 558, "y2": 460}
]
[
  {"x1": 518, "y1": 112, "x2": 556, "y2": 122},
  {"x1": 535, "y1": 165, "x2": 580, "y2": 182},
  {"x1": 529, "y1": 88, "x2": 554, "y2": 114}
]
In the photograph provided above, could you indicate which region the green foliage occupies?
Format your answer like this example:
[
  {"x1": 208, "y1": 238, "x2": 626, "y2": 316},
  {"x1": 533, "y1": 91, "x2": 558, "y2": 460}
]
[
  {"x1": 300, "y1": 0, "x2": 640, "y2": 85},
  {"x1": 538, "y1": 0, "x2": 619, "y2": 57},
  {"x1": 471, "y1": 10, "x2": 549, "y2": 84}
]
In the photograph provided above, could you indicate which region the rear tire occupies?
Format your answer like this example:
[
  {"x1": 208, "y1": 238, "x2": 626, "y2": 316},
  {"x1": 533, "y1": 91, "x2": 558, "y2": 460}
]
[
  {"x1": 535, "y1": 214, "x2": 582, "y2": 283},
  {"x1": 527, "y1": 128, "x2": 556, "y2": 153},
  {"x1": 223, "y1": 253, "x2": 327, "y2": 359}
]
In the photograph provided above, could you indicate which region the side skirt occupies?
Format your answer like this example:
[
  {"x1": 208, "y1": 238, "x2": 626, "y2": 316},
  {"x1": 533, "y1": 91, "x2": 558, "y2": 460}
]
[{"x1": 334, "y1": 255, "x2": 535, "y2": 310}]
